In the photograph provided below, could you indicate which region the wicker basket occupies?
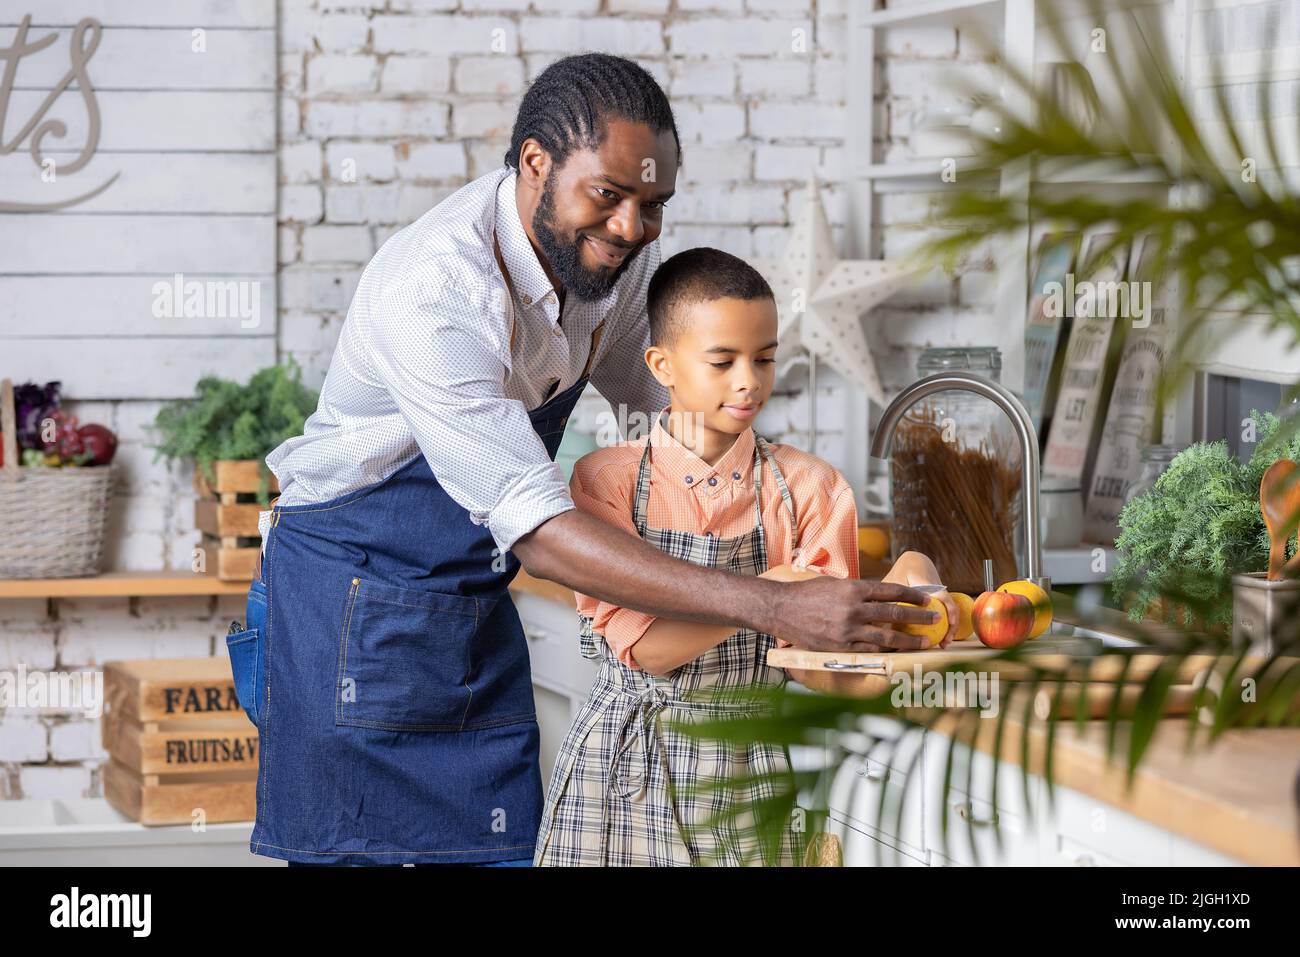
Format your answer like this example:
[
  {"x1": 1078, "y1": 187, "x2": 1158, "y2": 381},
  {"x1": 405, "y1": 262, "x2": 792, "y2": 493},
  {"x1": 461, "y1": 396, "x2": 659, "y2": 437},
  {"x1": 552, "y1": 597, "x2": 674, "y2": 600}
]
[{"x1": 0, "y1": 377, "x2": 114, "y2": 578}]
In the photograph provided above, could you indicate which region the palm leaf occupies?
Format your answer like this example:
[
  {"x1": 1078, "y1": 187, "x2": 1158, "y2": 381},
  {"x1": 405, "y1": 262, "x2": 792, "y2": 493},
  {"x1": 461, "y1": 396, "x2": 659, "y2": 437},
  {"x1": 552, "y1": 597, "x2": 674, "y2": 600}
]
[{"x1": 921, "y1": 0, "x2": 1300, "y2": 389}]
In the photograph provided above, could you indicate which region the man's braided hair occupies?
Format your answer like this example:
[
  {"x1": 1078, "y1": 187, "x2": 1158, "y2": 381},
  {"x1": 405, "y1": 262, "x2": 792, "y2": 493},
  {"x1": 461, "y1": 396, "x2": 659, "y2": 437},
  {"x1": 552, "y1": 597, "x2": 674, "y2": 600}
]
[{"x1": 503, "y1": 53, "x2": 681, "y2": 172}]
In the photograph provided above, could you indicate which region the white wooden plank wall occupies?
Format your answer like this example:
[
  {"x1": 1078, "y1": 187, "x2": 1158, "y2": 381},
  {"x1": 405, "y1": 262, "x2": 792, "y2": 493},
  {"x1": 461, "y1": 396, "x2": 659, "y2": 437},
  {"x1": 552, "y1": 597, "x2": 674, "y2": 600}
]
[{"x1": 0, "y1": 0, "x2": 278, "y2": 399}]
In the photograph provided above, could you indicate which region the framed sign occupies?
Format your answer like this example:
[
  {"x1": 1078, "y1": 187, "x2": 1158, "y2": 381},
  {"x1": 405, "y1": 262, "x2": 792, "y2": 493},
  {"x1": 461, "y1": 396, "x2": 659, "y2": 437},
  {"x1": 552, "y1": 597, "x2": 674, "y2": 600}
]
[{"x1": 0, "y1": 0, "x2": 277, "y2": 398}]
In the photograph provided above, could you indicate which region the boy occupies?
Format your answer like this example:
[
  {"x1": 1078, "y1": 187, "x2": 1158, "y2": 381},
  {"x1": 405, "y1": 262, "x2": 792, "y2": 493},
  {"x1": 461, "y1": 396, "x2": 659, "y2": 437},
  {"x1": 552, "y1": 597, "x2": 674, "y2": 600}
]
[{"x1": 533, "y1": 247, "x2": 956, "y2": 866}]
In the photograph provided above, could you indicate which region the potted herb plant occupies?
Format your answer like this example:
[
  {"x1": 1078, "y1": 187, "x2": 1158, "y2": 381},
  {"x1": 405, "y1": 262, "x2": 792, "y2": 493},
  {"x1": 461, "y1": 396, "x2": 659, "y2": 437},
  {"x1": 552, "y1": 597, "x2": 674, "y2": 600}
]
[
  {"x1": 1113, "y1": 410, "x2": 1300, "y2": 633},
  {"x1": 151, "y1": 360, "x2": 318, "y2": 579}
]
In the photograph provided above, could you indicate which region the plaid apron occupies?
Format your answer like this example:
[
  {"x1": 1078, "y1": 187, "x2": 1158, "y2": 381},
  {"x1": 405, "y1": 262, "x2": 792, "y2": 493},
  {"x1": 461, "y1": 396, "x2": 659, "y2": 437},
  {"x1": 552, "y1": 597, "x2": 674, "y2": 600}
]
[{"x1": 534, "y1": 434, "x2": 806, "y2": 866}]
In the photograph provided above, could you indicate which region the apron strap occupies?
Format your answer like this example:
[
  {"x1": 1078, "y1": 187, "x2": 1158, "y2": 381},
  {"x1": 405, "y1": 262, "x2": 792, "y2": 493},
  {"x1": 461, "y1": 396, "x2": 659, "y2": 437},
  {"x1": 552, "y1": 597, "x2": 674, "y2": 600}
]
[
  {"x1": 632, "y1": 437, "x2": 654, "y2": 534},
  {"x1": 749, "y1": 438, "x2": 764, "y2": 532},
  {"x1": 492, "y1": 230, "x2": 520, "y2": 352},
  {"x1": 755, "y1": 435, "x2": 799, "y2": 550}
]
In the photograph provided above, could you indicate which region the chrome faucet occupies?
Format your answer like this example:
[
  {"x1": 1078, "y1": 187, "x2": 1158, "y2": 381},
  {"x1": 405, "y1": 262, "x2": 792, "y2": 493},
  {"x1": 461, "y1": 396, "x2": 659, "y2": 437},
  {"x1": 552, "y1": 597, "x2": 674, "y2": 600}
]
[{"x1": 868, "y1": 371, "x2": 1048, "y2": 590}]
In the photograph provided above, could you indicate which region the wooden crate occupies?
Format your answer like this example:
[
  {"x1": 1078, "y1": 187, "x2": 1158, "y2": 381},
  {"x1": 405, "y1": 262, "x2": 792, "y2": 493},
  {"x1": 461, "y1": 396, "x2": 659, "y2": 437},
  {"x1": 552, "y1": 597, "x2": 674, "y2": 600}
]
[
  {"x1": 192, "y1": 459, "x2": 280, "y2": 499},
  {"x1": 193, "y1": 459, "x2": 278, "y2": 582},
  {"x1": 103, "y1": 760, "x2": 256, "y2": 825},
  {"x1": 196, "y1": 535, "x2": 261, "y2": 582},
  {"x1": 102, "y1": 712, "x2": 258, "y2": 775},
  {"x1": 102, "y1": 658, "x2": 259, "y2": 824},
  {"x1": 104, "y1": 658, "x2": 249, "y2": 724}
]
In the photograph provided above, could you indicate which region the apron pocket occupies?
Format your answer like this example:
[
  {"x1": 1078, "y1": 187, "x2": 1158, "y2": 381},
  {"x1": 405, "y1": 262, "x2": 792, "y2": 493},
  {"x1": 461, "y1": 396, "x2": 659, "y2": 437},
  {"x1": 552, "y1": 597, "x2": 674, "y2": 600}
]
[
  {"x1": 225, "y1": 577, "x2": 269, "y2": 728},
  {"x1": 225, "y1": 628, "x2": 263, "y2": 728},
  {"x1": 335, "y1": 577, "x2": 481, "y2": 732}
]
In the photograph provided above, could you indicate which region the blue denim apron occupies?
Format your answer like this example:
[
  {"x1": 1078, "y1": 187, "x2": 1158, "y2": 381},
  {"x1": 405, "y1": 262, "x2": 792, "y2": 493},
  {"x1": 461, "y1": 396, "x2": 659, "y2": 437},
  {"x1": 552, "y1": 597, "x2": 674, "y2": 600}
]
[{"x1": 227, "y1": 375, "x2": 588, "y2": 865}]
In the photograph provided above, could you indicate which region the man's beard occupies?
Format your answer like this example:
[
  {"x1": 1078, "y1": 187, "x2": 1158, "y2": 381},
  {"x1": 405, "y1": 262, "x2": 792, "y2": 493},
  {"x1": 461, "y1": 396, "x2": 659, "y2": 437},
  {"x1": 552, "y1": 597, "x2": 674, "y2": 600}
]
[{"x1": 532, "y1": 176, "x2": 640, "y2": 302}]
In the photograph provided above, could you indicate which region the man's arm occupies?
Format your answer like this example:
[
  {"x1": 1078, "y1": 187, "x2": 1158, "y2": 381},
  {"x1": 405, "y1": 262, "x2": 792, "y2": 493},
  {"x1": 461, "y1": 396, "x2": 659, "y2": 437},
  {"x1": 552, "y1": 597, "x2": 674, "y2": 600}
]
[
  {"x1": 616, "y1": 563, "x2": 818, "y2": 676},
  {"x1": 512, "y1": 510, "x2": 938, "y2": 654}
]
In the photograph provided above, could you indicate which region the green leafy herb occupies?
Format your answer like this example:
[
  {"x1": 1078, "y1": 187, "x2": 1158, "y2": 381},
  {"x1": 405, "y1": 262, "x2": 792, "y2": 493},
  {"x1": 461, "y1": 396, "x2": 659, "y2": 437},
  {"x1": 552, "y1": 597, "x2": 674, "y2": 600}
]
[
  {"x1": 1112, "y1": 411, "x2": 1300, "y2": 627},
  {"x1": 149, "y1": 359, "x2": 318, "y2": 504}
]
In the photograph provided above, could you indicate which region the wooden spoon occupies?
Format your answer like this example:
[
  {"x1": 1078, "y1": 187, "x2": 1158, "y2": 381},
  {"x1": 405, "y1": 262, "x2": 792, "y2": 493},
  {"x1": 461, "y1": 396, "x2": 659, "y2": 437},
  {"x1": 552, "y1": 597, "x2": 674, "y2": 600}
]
[{"x1": 1260, "y1": 459, "x2": 1300, "y2": 580}]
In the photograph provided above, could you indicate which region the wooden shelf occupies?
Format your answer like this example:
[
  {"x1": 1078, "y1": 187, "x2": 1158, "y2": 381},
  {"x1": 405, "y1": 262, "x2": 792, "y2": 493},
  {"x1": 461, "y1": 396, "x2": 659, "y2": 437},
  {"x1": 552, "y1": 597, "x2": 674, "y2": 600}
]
[
  {"x1": 0, "y1": 571, "x2": 251, "y2": 599},
  {"x1": 863, "y1": 0, "x2": 1003, "y2": 31},
  {"x1": 1035, "y1": 155, "x2": 1168, "y2": 185},
  {"x1": 857, "y1": 156, "x2": 1167, "y2": 192},
  {"x1": 858, "y1": 158, "x2": 993, "y2": 192}
]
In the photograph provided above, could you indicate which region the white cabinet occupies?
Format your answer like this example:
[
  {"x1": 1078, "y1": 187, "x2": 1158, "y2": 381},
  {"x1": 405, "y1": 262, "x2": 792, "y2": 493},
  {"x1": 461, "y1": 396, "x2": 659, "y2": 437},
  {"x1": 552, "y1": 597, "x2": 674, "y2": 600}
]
[
  {"x1": 825, "y1": 717, "x2": 927, "y2": 862},
  {"x1": 0, "y1": 799, "x2": 280, "y2": 867},
  {"x1": 1040, "y1": 785, "x2": 1169, "y2": 866},
  {"x1": 1169, "y1": 834, "x2": 1245, "y2": 867},
  {"x1": 1039, "y1": 784, "x2": 1245, "y2": 867},
  {"x1": 832, "y1": 813, "x2": 930, "y2": 867},
  {"x1": 922, "y1": 735, "x2": 1041, "y2": 867},
  {"x1": 514, "y1": 591, "x2": 599, "y2": 709}
]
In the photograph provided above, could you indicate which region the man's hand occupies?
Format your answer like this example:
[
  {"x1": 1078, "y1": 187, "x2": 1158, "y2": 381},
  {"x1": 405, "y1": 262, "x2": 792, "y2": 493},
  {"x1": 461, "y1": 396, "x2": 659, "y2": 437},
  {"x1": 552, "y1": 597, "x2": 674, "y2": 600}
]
[
  {"x1": 765, "y1": 576, "x2": 941, "y2": 653},
  {"x1": 879, "y1": 551, "x2": 959, "y2": 648},
  {"x1": 931, "y1": 588, "x2": 961, "y2": 649}
]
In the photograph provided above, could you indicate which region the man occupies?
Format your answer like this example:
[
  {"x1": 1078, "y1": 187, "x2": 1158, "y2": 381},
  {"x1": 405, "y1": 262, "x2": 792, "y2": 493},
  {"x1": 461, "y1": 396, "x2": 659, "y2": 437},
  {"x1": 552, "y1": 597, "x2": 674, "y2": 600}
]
[{"x1": 246, "y1": 53, "x2": 937, "y2": 866}]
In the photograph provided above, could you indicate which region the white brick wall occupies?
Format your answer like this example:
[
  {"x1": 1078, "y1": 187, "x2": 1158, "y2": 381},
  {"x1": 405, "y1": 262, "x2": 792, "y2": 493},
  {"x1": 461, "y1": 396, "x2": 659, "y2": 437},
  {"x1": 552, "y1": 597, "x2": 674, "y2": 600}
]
[
  {"x1": 1, "y1": 0, "x2": 995, "y2": 794},
  {"x1": 307, "y1": 54, "x2": 381, "y2": 94},
  {"x1": 383, "y1": 55, "x2": 453, "y2": 94},
  {"x1": 18, "y1": 766, "x2": 94, "y2": 802}
]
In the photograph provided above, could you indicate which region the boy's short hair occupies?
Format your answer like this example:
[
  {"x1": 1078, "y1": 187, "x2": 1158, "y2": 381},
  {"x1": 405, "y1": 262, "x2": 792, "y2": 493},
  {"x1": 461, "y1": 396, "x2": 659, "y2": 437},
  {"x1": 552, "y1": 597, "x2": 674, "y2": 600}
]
[{"x1": 646, "y1": 247, "x2": 775, "y2": 348}]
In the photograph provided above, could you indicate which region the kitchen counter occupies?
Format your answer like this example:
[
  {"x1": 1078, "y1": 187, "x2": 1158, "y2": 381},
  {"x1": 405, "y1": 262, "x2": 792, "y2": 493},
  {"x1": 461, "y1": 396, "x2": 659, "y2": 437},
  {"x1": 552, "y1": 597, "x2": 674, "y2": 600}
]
[{"x1": 507, "y1": 569, "x2": 1300, "y2": 866}]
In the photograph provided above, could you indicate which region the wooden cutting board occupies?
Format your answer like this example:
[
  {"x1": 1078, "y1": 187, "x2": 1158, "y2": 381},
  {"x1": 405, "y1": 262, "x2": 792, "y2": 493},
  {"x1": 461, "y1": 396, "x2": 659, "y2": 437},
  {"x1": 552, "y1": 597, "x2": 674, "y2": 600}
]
[
  {"x1": 769, "y1": 634, "x2": 1103, "y2": 682},
  {"x1": 770, "y1": 640, "x2": 1288, "y2": 718},
  {"x1": 769, "y1": 638, "x2": 1272, "y2": 683}
]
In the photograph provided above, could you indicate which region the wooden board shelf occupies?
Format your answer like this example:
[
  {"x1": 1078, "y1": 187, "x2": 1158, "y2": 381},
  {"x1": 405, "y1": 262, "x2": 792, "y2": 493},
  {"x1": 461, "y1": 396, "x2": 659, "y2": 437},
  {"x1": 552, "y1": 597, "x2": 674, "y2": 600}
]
[
  {"x1": 0, "y1": 571, "x2": 250, "y2": 599},
  {"x1": 862, "y1": 0, "x2": 1003, "y2": 31}
]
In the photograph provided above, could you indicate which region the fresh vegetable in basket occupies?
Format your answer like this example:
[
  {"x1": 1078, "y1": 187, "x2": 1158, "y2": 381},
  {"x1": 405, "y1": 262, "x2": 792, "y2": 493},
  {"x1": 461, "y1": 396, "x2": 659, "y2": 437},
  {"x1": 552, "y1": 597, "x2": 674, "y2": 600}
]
[
  {"x1": 1112, "y1": 409, "x2": 1300, "y2": 628},
  {"x1": 1, "y1": 381, "x2": 118, "y2": 467},
  {"x1": 46, "y1": 409, "x2": 83, "y2": 460},
  {"x1": 36, "y1": 411, "x2": 119, "y2": 467},
  {"x1": 1, "y1": 378, "x2": 117, "y2": 580},
  {"x1": 78, "y1": 424, "x2": 118, "y2": 466}
]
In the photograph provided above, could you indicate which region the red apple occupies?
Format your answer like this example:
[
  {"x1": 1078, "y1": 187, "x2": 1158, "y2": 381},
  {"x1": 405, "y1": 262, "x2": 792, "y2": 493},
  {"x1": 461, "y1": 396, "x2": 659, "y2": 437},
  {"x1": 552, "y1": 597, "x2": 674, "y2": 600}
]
[
  {"x1": 972, "y1": 590, "x2": 1034, "y2": 649},
  {"x1": 77, "y1": 423, "x2": 118, "y2": 466}
]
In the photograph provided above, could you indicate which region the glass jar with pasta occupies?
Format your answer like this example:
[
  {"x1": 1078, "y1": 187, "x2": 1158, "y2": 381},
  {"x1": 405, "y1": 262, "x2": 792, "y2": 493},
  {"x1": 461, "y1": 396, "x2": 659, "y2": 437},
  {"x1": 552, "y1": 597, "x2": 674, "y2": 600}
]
[{"x1": 887, "y1": 347, "x2": 1023, "y2": 595}]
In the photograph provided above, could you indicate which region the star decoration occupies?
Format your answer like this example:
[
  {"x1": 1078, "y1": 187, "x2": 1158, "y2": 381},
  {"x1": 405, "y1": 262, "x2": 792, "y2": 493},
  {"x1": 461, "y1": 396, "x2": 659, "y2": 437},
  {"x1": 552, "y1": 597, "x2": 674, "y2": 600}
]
[{"x1": 747, "y1": 177, "x2": 915, "y2": 404}]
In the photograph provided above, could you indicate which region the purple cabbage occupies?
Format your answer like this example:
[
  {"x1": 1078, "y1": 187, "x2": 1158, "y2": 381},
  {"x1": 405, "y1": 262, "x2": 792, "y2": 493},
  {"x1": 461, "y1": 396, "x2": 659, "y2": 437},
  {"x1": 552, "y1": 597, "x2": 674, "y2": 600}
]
[{"x1": 13, "y1": 381, "x2": 61, "y2": 451}]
